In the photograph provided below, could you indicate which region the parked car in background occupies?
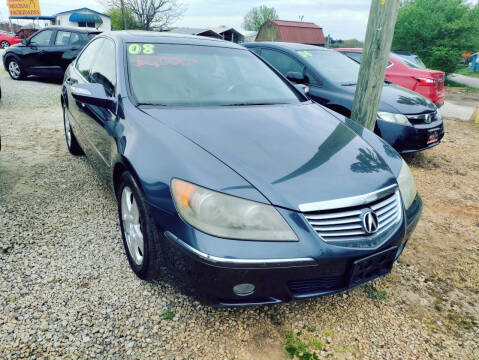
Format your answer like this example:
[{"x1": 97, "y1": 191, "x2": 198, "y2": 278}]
[
  {"x1": 2, "y1": 26, "x2": 101, "y2": 80},
  {"x1": 336, "y1": 48, "x2": 445, "y2": 107},
  {"x1": 392, "y1": 50, "x2": 426, "y2": 69},
  {"x1": 0, "y1": 31, "x2": 21, "y2": 48},
  {"x1": 245, "y1": 42, "x2": 444, "y2": 153},
  {"x1": 61, "y1": 31, "x2": 422, "y2": 306}
]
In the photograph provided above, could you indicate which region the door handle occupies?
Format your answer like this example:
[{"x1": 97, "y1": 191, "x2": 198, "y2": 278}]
[{"x1": 39, "y1": 50, "x2": 46, "y2": 55}]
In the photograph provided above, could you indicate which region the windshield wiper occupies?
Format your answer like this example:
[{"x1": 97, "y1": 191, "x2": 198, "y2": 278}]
[{"x1": 340, "y1": 82, "x2": 357, "y2": 86}]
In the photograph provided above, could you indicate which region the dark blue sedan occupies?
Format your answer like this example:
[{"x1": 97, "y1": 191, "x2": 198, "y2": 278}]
[
  {"x1": 244, "y1": 42, "x2": 444, "y2": 154},
  {"x1": 61, "y1": 31, "x2": 422, "y2": 306}
]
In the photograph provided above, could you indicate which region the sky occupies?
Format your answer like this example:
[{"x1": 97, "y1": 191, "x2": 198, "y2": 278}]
[{"x1": 0, "y1": 0, "x2": 477, "y2": 40}]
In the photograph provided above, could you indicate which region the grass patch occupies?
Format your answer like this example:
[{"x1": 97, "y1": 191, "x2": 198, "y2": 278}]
[
  {"x1": 284, "y1": 331, "x2": 324, "y2": 360},
  {"x1": 161, "y1": 309, "x2": 175, "y2": 320},
  {"x1": 364, "y1": 284, "x2": 387, "y2": 302},
  {"x1": 455, "y1": 66, "x2": 479, "y2": 79},
  {"x1": 445, "y1": 79, "x2": 479, "y2": 93}
]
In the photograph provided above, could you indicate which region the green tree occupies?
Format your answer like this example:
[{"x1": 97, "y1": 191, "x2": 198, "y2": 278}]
[
  {"x1": 393, "y1": 0, "x2": 479, "y2": 73},
  {"x1": 106, "y1": 7, "x2": 140, "y2": 30},
  {"x1": 243, "y1": 5, "x2": 279, "y2": 31}
]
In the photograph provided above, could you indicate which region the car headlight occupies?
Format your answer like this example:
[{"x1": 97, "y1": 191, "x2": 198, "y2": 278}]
[
  {"x1": 171, "y1": 179, "x2": 298, "y2": 241},
  {"x1": 397, "y1": 159, "x2": 417, "y2": 209},
  {"x1": 377, "y1": 112, "x2": 412, "y2": 126}
]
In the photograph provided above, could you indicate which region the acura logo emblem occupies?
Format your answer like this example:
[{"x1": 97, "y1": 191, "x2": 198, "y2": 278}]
[{"x1": 362, "y1": 210, "x2": 379, "y2": 234}]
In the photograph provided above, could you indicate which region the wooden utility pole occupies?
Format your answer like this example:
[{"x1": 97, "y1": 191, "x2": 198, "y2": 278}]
[
  {"x1": 120, "y1": 0, "x2": 128, "y2": 30},
  {"x1": 350, "y1": 0, "x2": 400, "y2": 130}
]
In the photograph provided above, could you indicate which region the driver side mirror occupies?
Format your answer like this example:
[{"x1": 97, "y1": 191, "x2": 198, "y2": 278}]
[
  {"x1": 286, "y1": 71, "x2": 307, "y2": 84},
  {"x1": 71, "y1": 83, "x2": 116, "y2": 112}
]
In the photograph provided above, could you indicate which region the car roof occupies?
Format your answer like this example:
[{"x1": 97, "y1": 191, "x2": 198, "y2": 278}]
[
  {"x1": 243, "y1": 41, "x2": 332, "y2": 52},
  {"x1": 40, "y1": 25, "x2": 101, "y2": 33},
  {"x1": 106, "y1": 30, "x2": 246, "y2": 49}
]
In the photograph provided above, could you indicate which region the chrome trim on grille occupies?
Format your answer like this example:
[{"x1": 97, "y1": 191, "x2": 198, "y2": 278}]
[
  {"x1": 298, "y1": 184, "x2": 397, "y2": 213},
  {"x1": 303, "y1": 190, "x2": 402, "y2": 243}
]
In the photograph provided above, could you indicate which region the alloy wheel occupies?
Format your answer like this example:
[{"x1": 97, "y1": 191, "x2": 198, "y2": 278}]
[
  {"x1": 121, "y1": 186, "x2": 144, "y2": 266},
  {"x1": 8, "y1": 61, "x2": 21, "y2": 79},
  {"x1": 63, "y1": 107, "x2": 72, "y2": 148},
  {"x1": 1, "y1": 41, "x2": 9, "y2": 49}
]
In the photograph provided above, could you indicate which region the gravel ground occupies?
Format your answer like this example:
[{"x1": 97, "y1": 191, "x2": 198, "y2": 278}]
[{"x1": 0, "y1": 69, "x2": 478, "y2": 359}]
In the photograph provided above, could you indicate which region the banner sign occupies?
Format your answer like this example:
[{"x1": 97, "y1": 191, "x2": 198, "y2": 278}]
[{"x1": 8, "y1": 0, "x2": 41, "y2": 17}]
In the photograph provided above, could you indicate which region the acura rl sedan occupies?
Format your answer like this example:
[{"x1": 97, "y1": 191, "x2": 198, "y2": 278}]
[
  {"x1": 61, "y1": 31, "x2": 422, "y2": 306},
  {"x1": 244, "y1": 42, "x2": 444, "y2": 153}
]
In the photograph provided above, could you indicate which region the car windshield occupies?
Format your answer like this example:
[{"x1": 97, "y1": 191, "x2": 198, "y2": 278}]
[
  {"x1": 298, "y1": 49, "x2": 360, "y2": 85},
  {"x1": 126, "y1": 43, "x2": 302, "y2": 106}
]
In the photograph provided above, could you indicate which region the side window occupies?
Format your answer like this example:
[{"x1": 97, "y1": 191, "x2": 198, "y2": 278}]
[
  {"x1": 89, "y1": 39, "x2": 116, "y2": 97},
  {"x1": 69, "y1": 32, "x2": 82, "y2": 46},
  {"x1": 261, "y1": 49, "x2": 304, "y2": 77},
  {"x1": 55, "y1": 31, "x2": 72, "y2": 46},
  {"x1": 76, "y1": 38, "x2": 104, "y2": 80},
  {"x1": 29, "y1": 30, "x2": 53, "y2": 46}
]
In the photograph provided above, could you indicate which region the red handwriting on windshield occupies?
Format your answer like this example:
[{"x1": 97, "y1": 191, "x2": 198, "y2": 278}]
[{"x1": 134, "y1": 55, "x2": 198, "y2": 68}]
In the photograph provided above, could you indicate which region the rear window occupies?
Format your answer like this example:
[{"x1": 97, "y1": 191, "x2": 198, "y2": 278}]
[
  {"x1": 87, "y1": 33, "x2": 100, "y2": 40},
  {"x1": 126, "y1": 43, "x2": 302, "y2": 107}
]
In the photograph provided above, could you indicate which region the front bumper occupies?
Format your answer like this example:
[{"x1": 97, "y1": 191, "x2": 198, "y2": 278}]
[
  {"x1": 159, "y1": 195, "x2": 423, "y2": 306},
  {"x1": 377, "y1": 119, "x2": 445, "y2": 154}
]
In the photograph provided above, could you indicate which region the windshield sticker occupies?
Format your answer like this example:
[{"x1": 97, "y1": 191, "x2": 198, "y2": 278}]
[
  {"x1": 128, "y1": 43, "x2": 156, "y2": 55},
  {"x1": 297, "y1": 51, "x2": 313, "y2": 58},
  {"x1": 133, "y1": 55, "x2": 198, "y2": 68}
]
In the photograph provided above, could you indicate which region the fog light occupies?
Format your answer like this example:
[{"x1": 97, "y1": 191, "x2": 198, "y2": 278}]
[{"x1": 233, "y1": 283, "x2": 255, "y2": 296}]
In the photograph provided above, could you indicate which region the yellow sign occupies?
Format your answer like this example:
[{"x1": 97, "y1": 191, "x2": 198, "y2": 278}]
[{"x1": 7, "y1": 0, "x2": 41, "y2": 17}]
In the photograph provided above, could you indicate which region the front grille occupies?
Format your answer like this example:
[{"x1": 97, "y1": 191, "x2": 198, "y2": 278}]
[
  {"x1": 407, "y1": 111, "x2": 440, "y2": 125},
  {"x1": 288, "y1": 277, "x2": 345, "y2": 295},
  {"x1": 303, "y1": 191, "x2": 401, "y2": 244}
]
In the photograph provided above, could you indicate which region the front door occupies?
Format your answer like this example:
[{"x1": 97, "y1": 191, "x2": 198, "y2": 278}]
[{"x1": 22, "y1": 29, "x2": 55, "y2": 76}]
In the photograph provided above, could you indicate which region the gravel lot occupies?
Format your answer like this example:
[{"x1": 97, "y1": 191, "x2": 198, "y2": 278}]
[{"x1": 0, "y1": 69, "x2": 478, "y2": 359}]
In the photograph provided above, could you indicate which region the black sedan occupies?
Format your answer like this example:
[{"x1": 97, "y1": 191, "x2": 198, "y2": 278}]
[
  {"x1": 244, "y1": 42, "x2": 444, "y2": 154},
  {"x1": 2, "y1": 25, "x2": 101, "y2": 80},
  {"x1": 61, "y1": 31, "x2": 421, "y2": 306}
]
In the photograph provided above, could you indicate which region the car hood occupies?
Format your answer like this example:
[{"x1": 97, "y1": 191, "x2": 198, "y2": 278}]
[
  {"x1": 142, "y1": 103, "x2": 398, "y2": 211},
  {"x1": 339, "y1": 82, "x2": 437, "y2": 115}
]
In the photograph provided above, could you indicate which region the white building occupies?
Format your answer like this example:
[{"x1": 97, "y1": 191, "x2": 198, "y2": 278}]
[{"x1": 54, "y1": 8, "x2": 111, "y2": 31}]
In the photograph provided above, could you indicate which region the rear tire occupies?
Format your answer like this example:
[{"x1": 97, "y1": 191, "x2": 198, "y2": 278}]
[
  {"x1": 63, "y1": 104, "x2": 83, "y2": 155},
  {"x1": 117, "y1": 171, "x2": 163, "y2": 281},
  {"x1": 7, "y1": 58, "x2": 24, "y2": 80}
]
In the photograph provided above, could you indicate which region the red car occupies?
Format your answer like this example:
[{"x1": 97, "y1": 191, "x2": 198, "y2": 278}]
[
  {"x1": 336, "y1": 48, "x2": 445, "y2": 107},
  {"x1": 0, "y1": 32, "x2": 22, "y2": 49}
]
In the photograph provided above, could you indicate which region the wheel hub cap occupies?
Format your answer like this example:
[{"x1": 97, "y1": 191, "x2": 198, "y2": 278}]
[
  {"x1": 121, "y1": 186, "x2": 144, "y2": 266},
  {"x1": 64, "y1": 109, "x2": 72, "y2": 147},
  {"x1": 8, "y1": 61, "x2": 20, "y2": 78}
]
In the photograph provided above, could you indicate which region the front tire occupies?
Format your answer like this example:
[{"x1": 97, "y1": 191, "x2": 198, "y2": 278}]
[
  {"x1": 1, "y1": 40, "x2": 10, "y2": 49},
  {"x1": 63, "y1": 104, "x2": 83, "y2": 155},
  {"x1": 7, "y1": 58, "x2": 24, "y2": 80},
  {"x1": 117, "y1": 171, "x2": 163, "y2": 280}
]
